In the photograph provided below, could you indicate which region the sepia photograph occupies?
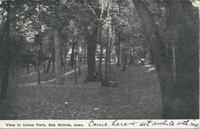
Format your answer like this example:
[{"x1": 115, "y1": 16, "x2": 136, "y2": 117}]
[{"x1": 0, "y1": 0, "x2": 199, "y2": 122}]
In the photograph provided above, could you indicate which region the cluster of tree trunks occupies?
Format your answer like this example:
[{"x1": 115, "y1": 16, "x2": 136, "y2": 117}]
[
  {"x1": 133, "y1": 0, "x2": 199, "y2": 118},
  {"x1": 0, "y1": 0, "x2": 199, "y2": 119}
]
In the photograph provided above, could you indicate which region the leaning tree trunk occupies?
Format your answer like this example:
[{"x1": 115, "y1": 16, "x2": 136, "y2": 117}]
[
  {"x1": 132, "y1": 0, "x2": 174, "y2": 118},
  {"x1": 54, "y1": 31, "x2": 62, "y2": 84},
  {"x1": 133, "y1": 0, "x2": 199, "y2": 118}
]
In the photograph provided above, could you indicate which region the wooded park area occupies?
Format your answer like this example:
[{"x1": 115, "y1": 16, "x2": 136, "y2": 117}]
[{"x1": 0, "y1": 0, "x2": 199, "y2": 119}]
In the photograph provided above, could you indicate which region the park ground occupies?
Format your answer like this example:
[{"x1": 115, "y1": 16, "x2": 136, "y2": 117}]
[{"x1": 0, "y1": 64, "x2": 162, "y2": 119}]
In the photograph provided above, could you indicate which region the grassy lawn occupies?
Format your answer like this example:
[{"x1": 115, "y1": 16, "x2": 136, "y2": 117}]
[
  {"x1": 14, "y1": 66, "x2": 73, "y2": 84},
  {"x1": 0, "y1": 64, "x2": 162, "y2": 119}
]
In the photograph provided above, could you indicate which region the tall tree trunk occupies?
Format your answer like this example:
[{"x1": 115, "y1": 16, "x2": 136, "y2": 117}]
[
  {"x1": 54, "y1": 31, "x2": 62, "y2": 84},
  {"x1": 172, "y1": 41, "x2": 176, "y2": 83},
  {"x1": 0, "y1": 66, "x2": 10, "y2": 98},
  {"x1": 98, "y1": 2, "x2": 104, "y2": 80},
  {"x1": 63, "y1": 47, "x2": 69, "y2": 74},
  {"x1": 52, "y1": 53, "x2": 55, "y2": 72},
  {"x1": 34, "y1": 63, "x2": 37, "y2": 72},
  {"x1": 104, "y1": 0, "x2": 111, "y2": 84},
  {"x1": 36, "y1": 59, "x2": 41, "y2": 85},
  {"x1": 36, "y1": 33, "x2": 42, "y2": 85},
  {"x1": 70, "y1": 37, "x2": 76, "y2": 68},
  {"x1": 166, "y1": 1, "x2": 199, "y2": 118},
  {"x1": 122, "y1": 46, "x2": 128, "y2": 72},
  {"x1": 46, "y1": 50, "x2": 54, "y2": 73},
  {"x1": 104, "y1": 39, "x2": 109, "y2": 84},
  {"x1": 78, "y1": 50, "x2": 82, "y2": 75},
  {"x1": 133, "y1": 0, "x2": 174, "y2": 118},
  {"x1": 74, "y1": 39, "x2": 78, "y2": 84},
  {"x1": 116, "y1": 1, "x2": 121, "y2": 67},
  {"x1": 83, "y1": 45, "x2": 87, "y2": 64},
  {"x1": 116, "y1": 35, "x2": 121, "y2": 67},
  {"x1": 133, "y1": 0, "x2": 199, "y2": 118},
  {"x1": 85, "y1": 23, "x2": 98, "y2": 81},
  {"x1": 108, "y1": 31, "x2": 112, "y2": 74},
  {"x1": 0, "y1": 0, "x2": 11, "y2": 98},
  {"x1": 98, "y1": 22, "x2": 103, "y2": 80}
]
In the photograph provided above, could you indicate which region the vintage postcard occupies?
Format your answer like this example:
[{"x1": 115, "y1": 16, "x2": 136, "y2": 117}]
[{"x1": 0, "y1": 0, "x2": 199, "y2": 128}]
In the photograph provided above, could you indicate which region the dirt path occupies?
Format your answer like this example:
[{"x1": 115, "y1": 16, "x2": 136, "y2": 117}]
[{"x1": 0, "y1": 65, "x2": 162, "y2": 119}]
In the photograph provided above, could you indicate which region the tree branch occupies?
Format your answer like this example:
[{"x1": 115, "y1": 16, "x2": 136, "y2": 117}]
[{"x1": 83, "y1": 0, "x2": 99, "y2": 21}]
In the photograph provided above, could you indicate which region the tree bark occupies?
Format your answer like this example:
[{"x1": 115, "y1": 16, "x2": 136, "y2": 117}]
[
  {"x1": 36, "y1": 60, "x2": 41, "y2": 85},
  {"x1": 45, "y1": 50, "x2": 54, "y2": 73},
  {"x1": 108, "y1": 30, "x2": 112, "y2": 74},
  {"x1": 0, "y1": 66, "x2": 10, "y2": 98},
  {"x1": 98, "y1": 23, "x2": 103, "y2": 80},
  {"x1": 98, "y1": 2, "x2": 104, "y2": 80},
  {"x1": 133, "y1": 0, "x2": 174, "y2": 118},
  {"x1": 83, "y1": 45, "x2": 87, "y2": 64},
  {"x1": 133, "y1": 0, "x2": 199, "y2": 118},
  {"x1": 98, "y1": 28, "x2": 103, "y2": 79},
  {"x1": 52, "y1": 53, "x2": 55, "y2": 72},
  {"x1": 0, "y1": 0, "x2": 11, "y2": 98},
  {"x1": 54, "y1": 31, "x2": 62, "y2": 84},
  {"x1": 86, "y1": 28, "x2": 98, "y2": 81},
  {"x1": 116, "y1": 2, "x2": 121, "y2": 67},
  {"x1": 74, "y1": 37, "x2": 78, "y2": 84},
  {"x1": 116, "y1": 35, "x2": 121, "y2": 67},
  {"x1": 166, "y1": 1, "x2": 199, "y2": 118},
  {"x1": 78, "y1": 50, "x2": 82, "y2": 75},
  {"x1": 70, "y1": 36, "x2": 76, "y2": 68},
  {"x1": 104, "y1": 0, "x2": 111, "y2": 85},
  {"x1": 122, "y1": 47, "x2": 127, "y2": 72}
]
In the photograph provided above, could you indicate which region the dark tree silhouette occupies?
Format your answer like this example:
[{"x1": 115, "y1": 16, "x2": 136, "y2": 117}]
[{"x1": 133, "y1": 0, "x2": 199, "y2": 118}]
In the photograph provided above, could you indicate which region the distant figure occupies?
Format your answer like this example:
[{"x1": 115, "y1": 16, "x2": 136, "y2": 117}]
[{"x1": 138, "y1": 58, "x2": 145, "y2": 65}]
